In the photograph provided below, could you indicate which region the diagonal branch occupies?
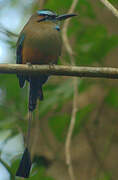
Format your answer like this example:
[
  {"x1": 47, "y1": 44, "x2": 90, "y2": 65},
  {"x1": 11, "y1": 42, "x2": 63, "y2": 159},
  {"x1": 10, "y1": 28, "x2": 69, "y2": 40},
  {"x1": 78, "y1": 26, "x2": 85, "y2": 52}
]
[
  {"x1": 62, "y1": 0, "x2": 78, "y2": 57},
  {"x1": 0, "y1": 157, "x2": 15, "y2": 180},
  {"x1": 65, "y1": 78, "x2": 78, "y2": 180},
  {"x1": 99, "y1": 0, "x2": 118, "y2": 18}
]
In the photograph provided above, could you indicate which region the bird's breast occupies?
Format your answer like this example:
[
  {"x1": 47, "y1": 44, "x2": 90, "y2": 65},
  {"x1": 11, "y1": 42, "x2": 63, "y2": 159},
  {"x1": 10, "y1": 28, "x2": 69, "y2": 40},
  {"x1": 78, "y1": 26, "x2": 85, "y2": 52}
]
[{"x1": 22, "y1": 22, "x2": 62, "y2": 65}]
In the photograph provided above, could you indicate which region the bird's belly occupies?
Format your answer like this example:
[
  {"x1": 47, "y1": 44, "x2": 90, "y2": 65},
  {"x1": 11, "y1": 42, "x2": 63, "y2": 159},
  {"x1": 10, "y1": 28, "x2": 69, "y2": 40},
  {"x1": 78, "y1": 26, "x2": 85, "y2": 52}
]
[{"x1": 22, "y1": 46, "x2": 58, "y2": 64}]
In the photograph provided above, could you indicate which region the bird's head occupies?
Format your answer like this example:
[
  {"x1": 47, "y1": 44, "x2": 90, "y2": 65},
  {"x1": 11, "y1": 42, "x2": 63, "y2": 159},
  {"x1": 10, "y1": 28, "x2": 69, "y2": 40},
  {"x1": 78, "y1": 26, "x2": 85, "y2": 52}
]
[{"x1": 37, "y1": 9, "x2": 77, "y2": 23}]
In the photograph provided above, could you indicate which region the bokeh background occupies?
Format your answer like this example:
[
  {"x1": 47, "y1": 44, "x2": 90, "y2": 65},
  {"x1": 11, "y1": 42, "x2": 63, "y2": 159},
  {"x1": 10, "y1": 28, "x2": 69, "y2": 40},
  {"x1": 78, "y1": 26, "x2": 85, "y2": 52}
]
[{"x1": 0, "y1": 0, "x2": 118, "y2": 179}]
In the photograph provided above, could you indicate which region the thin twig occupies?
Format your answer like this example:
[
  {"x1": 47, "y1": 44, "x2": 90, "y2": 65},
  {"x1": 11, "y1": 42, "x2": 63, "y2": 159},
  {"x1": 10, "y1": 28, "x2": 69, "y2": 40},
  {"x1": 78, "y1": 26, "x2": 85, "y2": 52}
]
[
  {"x1": 0, "y1": 157, "x2": 15, "y2": 180},
  {"x1": 62, "y1": 0, "x2": 78, "y2": 57},
  {"x1": 0, "y1": 23, "x2": 18, "y2": 37},
  {"x1": 37, "y1": 0, "x2": 45, "y2": 9},
  {"x1": 62, "y1": 0, "x2": 78, "y2": 180},
  {"x1": 1, "y1": 64, "x2": 118, "y2": 79},
  {"x1": 65, "y1": 78, "x2": 78, "y2": 180},
  {"x1": 100, "y1": 0, "x2": 118, "y2": 18}
]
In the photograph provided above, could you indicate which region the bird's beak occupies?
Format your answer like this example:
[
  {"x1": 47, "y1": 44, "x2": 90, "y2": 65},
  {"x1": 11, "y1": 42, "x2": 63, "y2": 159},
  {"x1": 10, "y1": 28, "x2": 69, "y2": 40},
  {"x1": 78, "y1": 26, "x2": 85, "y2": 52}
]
[{"x1": 56, "y1": 14, "x2": 77, "y2": 21}]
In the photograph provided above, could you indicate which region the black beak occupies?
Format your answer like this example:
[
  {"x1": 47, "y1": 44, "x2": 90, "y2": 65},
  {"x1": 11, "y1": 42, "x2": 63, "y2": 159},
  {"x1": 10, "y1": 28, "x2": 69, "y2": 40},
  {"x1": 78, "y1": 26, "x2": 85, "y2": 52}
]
[{"x1": 56, "y1": 14, "x2": 77, "y2": 21}]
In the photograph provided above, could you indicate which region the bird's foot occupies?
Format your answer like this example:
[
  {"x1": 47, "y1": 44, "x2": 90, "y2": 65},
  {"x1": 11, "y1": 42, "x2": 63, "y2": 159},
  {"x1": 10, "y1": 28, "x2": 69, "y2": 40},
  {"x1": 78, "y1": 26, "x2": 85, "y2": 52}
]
[
  {"x1": 49, "y1": 62, "x2": 55, "y2": 70},
  {"x1": 27, "y1": 62, "x2": 32, "y2": 66}
]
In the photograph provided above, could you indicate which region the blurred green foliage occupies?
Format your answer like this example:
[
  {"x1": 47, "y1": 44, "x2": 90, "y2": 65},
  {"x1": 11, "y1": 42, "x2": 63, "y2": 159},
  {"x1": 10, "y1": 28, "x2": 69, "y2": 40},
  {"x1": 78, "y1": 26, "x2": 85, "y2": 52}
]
[
  {"x1": 105, "y1": 88, "x2": 118, "y2": 108},
  {"x1": 0, "y1": 0, "x2": 118, "y2": 179}
]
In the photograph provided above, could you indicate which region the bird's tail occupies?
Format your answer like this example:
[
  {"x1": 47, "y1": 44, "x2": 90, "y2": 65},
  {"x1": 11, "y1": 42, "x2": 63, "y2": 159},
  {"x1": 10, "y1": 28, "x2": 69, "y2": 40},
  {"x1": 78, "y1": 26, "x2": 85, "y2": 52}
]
[
  {"x1": 28, "y1": 75, "x2": 48, "y2": 111},
  {"x1": 16, "y1": 76, "x2": 48, "y2": 178}
]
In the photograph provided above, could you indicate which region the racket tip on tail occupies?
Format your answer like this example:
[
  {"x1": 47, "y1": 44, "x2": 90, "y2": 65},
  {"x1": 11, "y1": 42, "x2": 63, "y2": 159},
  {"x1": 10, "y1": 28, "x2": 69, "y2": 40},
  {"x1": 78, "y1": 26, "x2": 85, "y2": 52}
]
[{"x1": 16, "y1": 147, "x2": 32, "y2": 178}]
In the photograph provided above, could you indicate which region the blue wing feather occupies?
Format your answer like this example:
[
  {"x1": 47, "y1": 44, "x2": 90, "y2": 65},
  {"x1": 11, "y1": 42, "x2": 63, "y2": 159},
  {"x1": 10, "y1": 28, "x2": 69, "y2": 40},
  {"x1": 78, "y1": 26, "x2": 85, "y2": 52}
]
[{"x1": 16, "y1": 34, "x2": 25, "y2": 88}]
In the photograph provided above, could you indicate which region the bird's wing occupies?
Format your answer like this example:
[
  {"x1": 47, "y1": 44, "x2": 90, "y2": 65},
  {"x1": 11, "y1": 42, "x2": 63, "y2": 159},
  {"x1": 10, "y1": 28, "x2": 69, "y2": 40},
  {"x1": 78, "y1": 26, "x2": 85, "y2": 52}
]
[
  {"x1": 16, "y1": 33, "x2": 25, "y2": 64},
  {"x1": 16, "y1": 33, "x2": 26, "y2": 87}
]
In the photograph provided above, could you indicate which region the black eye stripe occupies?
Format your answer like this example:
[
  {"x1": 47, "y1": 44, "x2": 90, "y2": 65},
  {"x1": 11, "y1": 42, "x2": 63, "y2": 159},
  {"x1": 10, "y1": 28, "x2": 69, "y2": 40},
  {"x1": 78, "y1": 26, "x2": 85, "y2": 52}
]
[
  {"x1": 40, "y1": 14, "x2": 57, "y2": 18},
  {"x1": 37, "y1": 15, "x2": 57, "y2": 22}
]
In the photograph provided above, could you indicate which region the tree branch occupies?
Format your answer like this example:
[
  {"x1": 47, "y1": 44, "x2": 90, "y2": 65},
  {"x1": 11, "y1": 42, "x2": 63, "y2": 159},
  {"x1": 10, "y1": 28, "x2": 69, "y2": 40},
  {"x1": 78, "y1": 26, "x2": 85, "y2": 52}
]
[
  {"x1": 0, "y1": 64, "x2": 118, "y2": 79},
  {"x1": 99, "y1": 0, "x2": 118, "y2": 18}
]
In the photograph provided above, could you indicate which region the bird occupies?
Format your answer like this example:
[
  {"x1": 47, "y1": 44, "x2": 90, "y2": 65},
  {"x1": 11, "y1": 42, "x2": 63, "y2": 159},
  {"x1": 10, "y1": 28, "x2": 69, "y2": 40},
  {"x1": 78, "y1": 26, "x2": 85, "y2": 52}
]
[{"x1": 16, "y1": 9, "x2": 76, "y2": 178}]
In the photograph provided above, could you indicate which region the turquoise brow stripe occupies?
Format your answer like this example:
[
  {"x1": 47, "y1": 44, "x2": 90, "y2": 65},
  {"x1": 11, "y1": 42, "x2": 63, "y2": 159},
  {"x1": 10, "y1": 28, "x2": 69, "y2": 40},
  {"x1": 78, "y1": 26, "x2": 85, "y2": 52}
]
[{"x1": 37, "y1": 10, "x2": 56, "y2": 16}]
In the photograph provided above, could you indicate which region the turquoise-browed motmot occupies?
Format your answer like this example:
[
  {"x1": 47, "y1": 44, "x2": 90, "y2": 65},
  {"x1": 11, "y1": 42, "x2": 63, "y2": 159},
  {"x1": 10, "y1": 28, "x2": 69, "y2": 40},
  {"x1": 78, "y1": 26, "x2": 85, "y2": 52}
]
[{"x1": 16, "y1": 9, "x2": 76, "y2": 178}]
